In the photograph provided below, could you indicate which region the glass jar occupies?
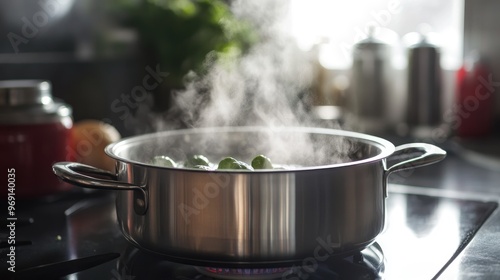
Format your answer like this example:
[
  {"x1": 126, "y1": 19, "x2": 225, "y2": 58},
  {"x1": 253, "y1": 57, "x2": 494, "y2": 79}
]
[{"x1": 0, "y1": 80, "x2": 73, "y2": 198}]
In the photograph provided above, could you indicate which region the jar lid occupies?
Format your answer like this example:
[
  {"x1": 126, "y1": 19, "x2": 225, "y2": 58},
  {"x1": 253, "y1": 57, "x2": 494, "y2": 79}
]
[
  {"x1": 0, "y1": 80, "x2": 72, "y2": 125},
  {"x1": 0, "y1": 80, "x2": 53, "y2": 107}
]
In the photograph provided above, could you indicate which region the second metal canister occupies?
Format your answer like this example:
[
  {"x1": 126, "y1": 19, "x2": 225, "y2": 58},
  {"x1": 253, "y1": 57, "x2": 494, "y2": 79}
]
[{"x1": 406, "y1": 38, "x2": 442, "y2": 128}]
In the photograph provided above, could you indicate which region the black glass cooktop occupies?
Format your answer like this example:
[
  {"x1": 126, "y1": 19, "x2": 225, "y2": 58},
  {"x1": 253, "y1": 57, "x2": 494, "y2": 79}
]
[
  {"x1": 116, "y1": 242, "x2": 384, "y2": 280},
  {"x1": 0, "y1": 185, "x2": 497, "y2": 280}
]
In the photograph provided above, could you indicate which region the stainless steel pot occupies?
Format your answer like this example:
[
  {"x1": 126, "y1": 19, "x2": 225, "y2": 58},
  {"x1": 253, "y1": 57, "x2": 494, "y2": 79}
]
[{"x1": 53, "y1": 127, "x2": 445, "y2": 266}]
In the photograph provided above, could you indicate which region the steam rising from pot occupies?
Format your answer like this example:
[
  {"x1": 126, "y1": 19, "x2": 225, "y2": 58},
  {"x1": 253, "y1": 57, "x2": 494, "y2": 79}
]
[
  {"x1": 168, "y1": 0, "x2": 313, "y2": 129},
  {"x1": 133, "y1": 0, "x2": 351, "y2": 166}
]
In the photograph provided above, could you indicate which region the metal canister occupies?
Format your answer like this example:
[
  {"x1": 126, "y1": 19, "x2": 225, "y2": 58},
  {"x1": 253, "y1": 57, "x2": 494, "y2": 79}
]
[
  {"x1": 406, "y1": 38, "x2": 442, "y2": 128},
  {"x1": 0, "y1": 80, "x2": 73, "y2": 197},
  {"x1": 348, "y1": 35, "x2": 391, "y2": 134}
]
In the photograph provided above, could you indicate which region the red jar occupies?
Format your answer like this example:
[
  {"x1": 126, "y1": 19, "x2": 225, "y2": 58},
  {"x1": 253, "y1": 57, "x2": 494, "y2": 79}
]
[
  {"x1": 0, "y1": 80, "x2": 73, "y2": 198},
  {"x1": 455, "y1": 60, "x2": 494, "y2": 138}
]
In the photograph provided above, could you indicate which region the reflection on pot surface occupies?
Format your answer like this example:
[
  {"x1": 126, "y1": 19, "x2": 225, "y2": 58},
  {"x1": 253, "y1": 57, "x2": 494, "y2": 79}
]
[
  {"x1": 2, "y1": 184, "x2": 496, "y2": 279},
  {"x1": 54, "y1": 127, "x2": 446, "y2": 265}
]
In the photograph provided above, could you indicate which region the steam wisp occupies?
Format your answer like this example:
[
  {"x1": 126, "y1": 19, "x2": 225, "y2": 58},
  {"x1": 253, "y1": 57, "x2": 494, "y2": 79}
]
[{"x1": 136, "y1": 0, "x2": 353, "y2": 167}]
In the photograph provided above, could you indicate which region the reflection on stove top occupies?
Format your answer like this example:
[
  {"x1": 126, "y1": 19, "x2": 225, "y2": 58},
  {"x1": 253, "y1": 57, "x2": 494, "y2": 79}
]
[
  {"x1": 0, "y1": 188, "x2": 497, "y2": 280},
  {"x1": 117, "y1": 243, "x2": 384, "y2": 280}
]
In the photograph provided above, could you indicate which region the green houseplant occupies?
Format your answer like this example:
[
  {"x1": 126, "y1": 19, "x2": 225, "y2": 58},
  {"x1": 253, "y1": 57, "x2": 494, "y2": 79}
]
[{"x1": 111, "y1": 0, "x2": 256, "y2": 88}]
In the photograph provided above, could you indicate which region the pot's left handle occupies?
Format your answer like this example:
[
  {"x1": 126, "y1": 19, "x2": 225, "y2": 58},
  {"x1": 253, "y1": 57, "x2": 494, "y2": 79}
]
[
  {"x1": 53, "y1": 162, "x2": 148, "y2": 215},
  {"x1": 383, "y1": 143, "x2": 446, "y2": 197}
]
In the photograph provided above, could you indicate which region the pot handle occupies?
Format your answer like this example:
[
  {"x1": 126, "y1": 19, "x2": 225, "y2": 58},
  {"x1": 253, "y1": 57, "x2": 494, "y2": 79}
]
[
  {"x1": 383, "y1": 143, "x2": 446, "y2": 196},
  {"x1": 53, "y1": 162, "x2": 148, "y2": 215}
]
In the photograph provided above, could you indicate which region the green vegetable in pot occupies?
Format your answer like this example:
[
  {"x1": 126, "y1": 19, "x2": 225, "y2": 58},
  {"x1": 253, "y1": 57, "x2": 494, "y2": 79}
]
[
  {"x1": 217, "y1": 157, "x2": 253, "y2": 170},
  {"x1": 251, "y1": 155, "x2": 273, "y2": 169},
  {"x1": 185, "y1": 155, "x2": 211, "y2": 168},
  {"x1": 193, "y1": 165, "x2": 212, "y2": 170},
  {"x1": 152, "y1": 156, "x2": 177, "y2": 167},
  {"x1": 152, "y1": 154, "x2": 278, "y2": 171}
]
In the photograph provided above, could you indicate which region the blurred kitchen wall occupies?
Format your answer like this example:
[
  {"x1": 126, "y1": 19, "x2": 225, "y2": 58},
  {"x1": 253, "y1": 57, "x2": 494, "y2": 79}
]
[
  {"x1": 0, "y1": 0, "x2": 146, "y2": 136},
  {"x1": 289, "y1": 0, "x2": 464, "y2": 135},
  {"x1": 3, "y1": 0, "x2": 499, "y2": 136},
  {"x1": 0, "y1": 0, "x2": 256, "y2": 136}
]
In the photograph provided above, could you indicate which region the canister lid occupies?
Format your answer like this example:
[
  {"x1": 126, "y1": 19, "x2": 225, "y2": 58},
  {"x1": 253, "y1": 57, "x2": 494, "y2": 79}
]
[
  {"x1": 0, "y1": 80, "x2": 53, "y2": 107},
  {"x1": 352, "y1": 26, "x2": 389, "y2": 51},
  {"x1": 0, "y1": 80, "x2": 72, "y2": 125},
  {"x1": 352, "y1": 29, "x2": 390, "y2": 61},
  {"x1": 354, "y1": 36, "x2": 388, "y2": 49}
]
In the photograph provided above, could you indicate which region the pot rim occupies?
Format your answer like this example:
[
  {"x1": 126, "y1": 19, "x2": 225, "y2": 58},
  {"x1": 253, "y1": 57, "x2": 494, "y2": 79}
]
[{"x1": 104, "y1": 126, "x2": 396, "y2": 173}]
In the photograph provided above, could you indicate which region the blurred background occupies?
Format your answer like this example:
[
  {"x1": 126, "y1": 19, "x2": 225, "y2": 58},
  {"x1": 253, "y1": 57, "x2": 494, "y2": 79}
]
[
  {"x1": 0, "y1": 0, "x2": 498, "y2": 143},
  {"x1": 3, "y1": 2, "x2": 500, "y2": 279}
]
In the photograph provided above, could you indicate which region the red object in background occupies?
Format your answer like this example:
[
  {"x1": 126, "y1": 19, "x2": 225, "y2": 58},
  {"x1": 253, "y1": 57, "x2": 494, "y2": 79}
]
[
  {"x1": 0, "y1": 122, "x2": 72, "y2": 198},
  {"x1": 0, "y1": 80, "x2": 73, "y2": 198},
  {"x1": 455, "y1": 59, "x2": 495, "y2": 137}
]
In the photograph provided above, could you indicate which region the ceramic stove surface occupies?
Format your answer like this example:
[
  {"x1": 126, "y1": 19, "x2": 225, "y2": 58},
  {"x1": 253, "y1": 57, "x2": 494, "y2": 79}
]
[
  {"x1": 0, "y1": 185, "x2": 497, "y2": 280},
  {"x1": 115, "y1": 241, "x2": 384, "y2": 280},
  {"x1": 114, "y1": 243, "x2": 384, "y2": 280}
]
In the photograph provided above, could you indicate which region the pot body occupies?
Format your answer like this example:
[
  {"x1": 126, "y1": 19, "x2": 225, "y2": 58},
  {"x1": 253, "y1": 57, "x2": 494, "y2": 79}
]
[
  {"x1": 53, "y1": 127, "x2": 446, "y2": 266},
  {"x1": 115, "y1": 160, "x2": 385, "y2": 265}
]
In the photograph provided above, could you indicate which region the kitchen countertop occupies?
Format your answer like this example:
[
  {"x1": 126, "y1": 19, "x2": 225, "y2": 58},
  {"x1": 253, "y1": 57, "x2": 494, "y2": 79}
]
[
  {"x1": 391, "y1": 139, "x2": 500, "y2": 280},
  {"x1": 394, "y1": 143, "x2": 500, "y2": 196}
]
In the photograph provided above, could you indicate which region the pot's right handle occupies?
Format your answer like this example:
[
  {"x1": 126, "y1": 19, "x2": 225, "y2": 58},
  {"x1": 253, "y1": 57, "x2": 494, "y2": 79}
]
[
  {"x1": 383, "y1": 143, "x2": 446, "y2": 197},
  {"x1": 53, "y1": 162, "x2": 148, "y2": 215}
]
